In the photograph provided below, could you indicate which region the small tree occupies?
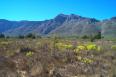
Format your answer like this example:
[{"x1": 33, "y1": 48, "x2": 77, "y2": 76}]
[
  {"x1": 81, "y1": 35, "x2": 89, "y2": 39},
  {"x1": 94, "y1": 32, "x2": 101, "y2": 39},
  {"x1": 26, "y1": 33, "x2": 36, "y2": 39},
  {"x1": 90, "y1": 32, "x2": 102, "y2": 42}
]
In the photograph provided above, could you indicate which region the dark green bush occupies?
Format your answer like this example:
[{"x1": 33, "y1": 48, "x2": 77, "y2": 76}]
[
  {"x1": 81, "y1": 35, "x2": 89, "y2": 39},
  {"x1": 26, "y1": 33, "x2": 36, "y2": 39}
]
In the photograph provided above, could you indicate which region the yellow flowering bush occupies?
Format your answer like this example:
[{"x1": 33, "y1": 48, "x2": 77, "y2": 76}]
[
  {"x1": 85, "y1": 43, "x2": 101, "y2": 52},
  {"x1": 86, "y1": 44, "x2": 97, "y2": 50},
  {"x1": 26, "y1": 51, "x2": 34, "y2": 57},
  {"x1": 56, "y1": 42, "x2": 101, "y2": 52},
  {"x1": 55, "y1": 43, "x2": 65, "y2": 50},
  {"x1": 64, "y1": 44, "x2": 73, "y2": 49},
  {"x1": 55, "y1": 43, "x2": 63, "y2": 47},
  {"x1": 76, "y1": 56, "x2": 93, "y2": 64},
  {"x1": 111, "y1": 45, "x2": 116, "y2": 50},
  {"x1": 77, "y1": 45, "x2": 86, "y2": 51},
  {"x1": 76, "y1": 56, "x2": 82, "y2": 60},
  {"x1": 82, "y1": 58, "x2": 93, "y2": 64},
  {"x1": 55, "y1": 43, "x2": 73, "y2": 51},
  {"x1": 74, "y1": 45, "x2": 86, "y2": 53}
]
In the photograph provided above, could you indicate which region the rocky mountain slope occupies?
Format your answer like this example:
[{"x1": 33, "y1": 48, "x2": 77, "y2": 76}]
[
  {"x1": 101, "y1": 17, "x2": 116, "y2": 39},
  {"x1": 0, "y1": 14, "x2": 115, "y2": 38}
]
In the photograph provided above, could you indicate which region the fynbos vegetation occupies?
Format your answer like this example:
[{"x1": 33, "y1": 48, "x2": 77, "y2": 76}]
[{"x1": 0, "y1": 37, "x2": 115, "y2": 77}]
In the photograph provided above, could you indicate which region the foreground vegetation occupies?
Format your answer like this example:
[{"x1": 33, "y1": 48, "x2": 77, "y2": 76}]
[{"x1": 0, "y1": 37, "x2": 116, "y2": 77}]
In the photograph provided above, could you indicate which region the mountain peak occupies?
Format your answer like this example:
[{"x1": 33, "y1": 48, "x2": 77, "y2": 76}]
[
  {"x1": 55, "y1": 14, "x2": 68, "y2": 19},
  {"x1": 70, "y1": 14, "x2": 81, "y2": 17},
  {"x1": 63, "y1": 14, "x2": 82, "y2": 21},
  {"x1": 56, "y1": 14, "x2": 82, "y2": 19},
  {"x1": 54, "y1": 14, "x2": 68, "y2": 22}
]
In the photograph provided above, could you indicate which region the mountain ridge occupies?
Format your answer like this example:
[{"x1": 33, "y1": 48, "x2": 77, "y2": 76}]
[{"x1": 0, "y1": 14, "x2": 116, "y2": 38}]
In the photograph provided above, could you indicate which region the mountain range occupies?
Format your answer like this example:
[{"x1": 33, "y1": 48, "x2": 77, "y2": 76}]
[{"x1": 0, "y1": 14, "x2": 116, "y2": 39}]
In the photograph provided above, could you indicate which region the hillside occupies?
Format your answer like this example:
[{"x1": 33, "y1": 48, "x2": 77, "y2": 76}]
[
  {"x1": 0, "y1": 14, "x2": 115, "y2": 38},
  {"x1": 102, "y1": 17, "x2": 116, "y2": 39}
]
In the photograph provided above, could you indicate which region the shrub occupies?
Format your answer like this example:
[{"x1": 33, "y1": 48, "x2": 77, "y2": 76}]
[
  {"x1": 77, "y1": 45, "x2": 86, "y2": 51},
  {"x1": 20, "y1": 47, "x2": 34, "y2": 53},
  {"x1": 81, "y1": 35, "x2": 89, "y2": 39},
  {"x1": 94, "y1": 32, "x2": 101, "y2": 39},
  {"x1": 74, "y1": 43, "x2": 101, "y2": 52},
  {"x1": 111, "y1": 45, "x2": 116, "y2": 50},
  {"x1": 82, "y1": 58, "x2": 93, "y2": 64},
  {"x1": 86, "y1": 44, "x2": 97, "y2": 50},
  {"x1": 26, "y1": 51, "x2": 34, "y2": 57},
  {"x1": 55, "y1": 43, "x2": 73, "y2": 51},
  {"x1": 86, "y1": 43, "x2": 101, "y2": 51},
  {"x1": 26, "y1": 33, "x2": 36, "y2": 39},
  {"x1": 76, "y1": 56, "x2": 93, "y2": 64}
]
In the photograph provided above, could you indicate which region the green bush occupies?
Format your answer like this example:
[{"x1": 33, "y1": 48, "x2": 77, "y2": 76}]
[
  {"x1": 94, "y1": 32, "x2": 101, "y2": 39},
  {"x1": 26, "y1": 33, "x2": 36, "y2": 39},
  {"x1": 81, "y1": 35, "x2": 89, "y2": 39}
]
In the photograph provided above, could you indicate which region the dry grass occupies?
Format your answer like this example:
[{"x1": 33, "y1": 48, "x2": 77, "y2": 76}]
[{"x1": 0, "y1": 38, "x2": 116, "y2": 77}]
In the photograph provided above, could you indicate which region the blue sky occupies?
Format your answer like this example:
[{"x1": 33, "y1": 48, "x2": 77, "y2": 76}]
[{"x1": 0, "y1": 0, "x2": 116, "y2": 21}]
